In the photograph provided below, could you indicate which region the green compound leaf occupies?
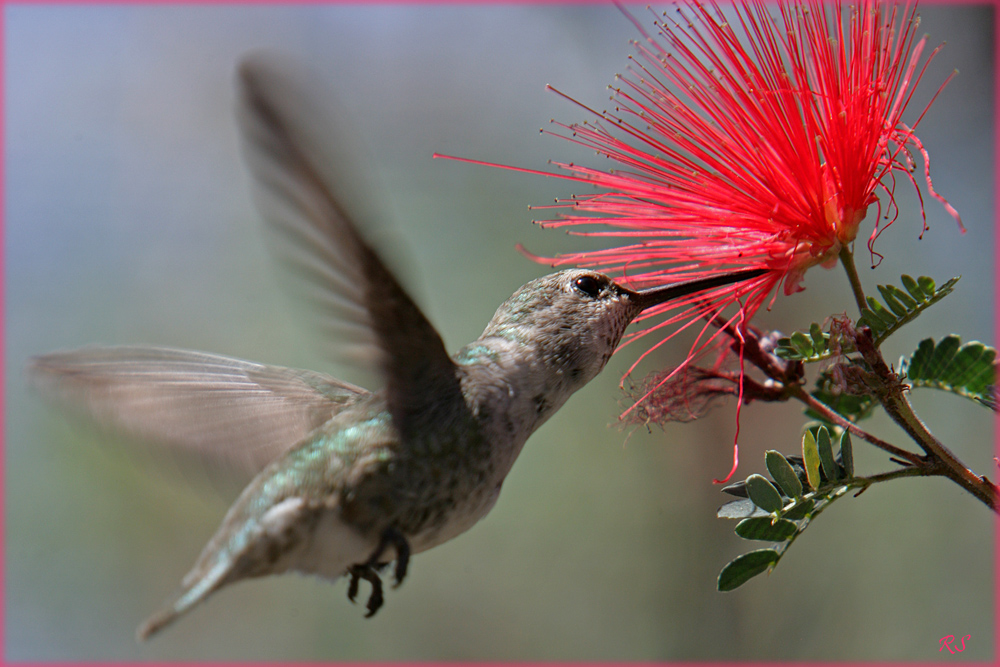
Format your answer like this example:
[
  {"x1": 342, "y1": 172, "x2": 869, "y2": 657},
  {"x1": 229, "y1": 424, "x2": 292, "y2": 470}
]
[
  {"x1": 765, "y1": 450, "x2": 802, "y2": 498},
  {"x1": 718, "y1": 549, "x2": 780, "y2": 591},
  {"x1": 857, "y1": 275, "x2": 959, "y2": 345},
  {"x1": 735, "y1": 517, "x2": 799, "y2": 541},
  {"x1": 777, "y1": 275, "x2": 959, "y2": 362},
  {"x1": 775, "y1": 324, "x2": 831, "y2": 362},
  {"x1": 745, "y1": 474, "x2": 784, "y2": 513},
  {"x1": 902, "y1": 336, "x2": 997, "y2": 409},
  {"x1": 717, "y1": 440, "x2": 861, "y2": 595}
]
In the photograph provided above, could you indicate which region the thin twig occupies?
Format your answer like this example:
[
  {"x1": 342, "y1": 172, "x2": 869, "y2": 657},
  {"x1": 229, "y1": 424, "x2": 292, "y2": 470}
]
[{"x1": 787, "y1": 384, "x2": 924, "y2": 466}]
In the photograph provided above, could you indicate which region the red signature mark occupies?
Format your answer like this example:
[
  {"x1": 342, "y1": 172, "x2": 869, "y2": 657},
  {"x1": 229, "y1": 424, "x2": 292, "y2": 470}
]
[{"x1": 939, "y1": 635, "x2": 971, "y2": 654}]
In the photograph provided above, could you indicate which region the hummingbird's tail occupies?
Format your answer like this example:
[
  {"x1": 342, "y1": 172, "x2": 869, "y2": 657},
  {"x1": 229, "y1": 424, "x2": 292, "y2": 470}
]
[{"x1": 136, "y1": 559, "x2": 232, "y2": 641}]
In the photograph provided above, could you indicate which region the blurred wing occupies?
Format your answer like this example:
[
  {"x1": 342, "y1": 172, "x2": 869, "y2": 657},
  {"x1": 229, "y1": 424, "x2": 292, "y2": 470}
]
[
  {"x1": 29, "y1": 346, "x2": 367, "y2": 473},
  {"x1": 237, "y1": 56, "x2": 462, "y2": 436}
]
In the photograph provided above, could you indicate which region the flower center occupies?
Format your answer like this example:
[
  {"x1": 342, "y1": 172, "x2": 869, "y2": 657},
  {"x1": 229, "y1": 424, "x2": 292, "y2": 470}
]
[{"x1": 820, "y1": 162, "x2": 870, "y2": 246}]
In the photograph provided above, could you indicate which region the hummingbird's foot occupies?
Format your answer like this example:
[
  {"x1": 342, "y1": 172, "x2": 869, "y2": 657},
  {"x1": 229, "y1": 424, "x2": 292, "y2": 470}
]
[
  {"x1": 346, "y1": 564, "x2": 384, "y2": 618},
  {"x1": 365, "y1": 527, "x2": 410, "y2": 588},
  {"x1": 344, "y1": 527, "x2": 411, "y2": 617}
]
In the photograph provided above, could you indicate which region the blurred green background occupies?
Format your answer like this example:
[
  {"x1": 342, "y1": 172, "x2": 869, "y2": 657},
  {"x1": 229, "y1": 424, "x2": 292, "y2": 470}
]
[{"x1": 5, "y1": 3, "x2": 995, "y2": 661}]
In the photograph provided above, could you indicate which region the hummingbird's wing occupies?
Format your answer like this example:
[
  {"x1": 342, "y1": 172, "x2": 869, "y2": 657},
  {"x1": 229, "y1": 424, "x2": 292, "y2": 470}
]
[
  {"x1": 29, "y1": 346, "x2": 368, "y2": 473},
  {"x1": 238, "y1": 57, "x2": 463, "y2": 437}
]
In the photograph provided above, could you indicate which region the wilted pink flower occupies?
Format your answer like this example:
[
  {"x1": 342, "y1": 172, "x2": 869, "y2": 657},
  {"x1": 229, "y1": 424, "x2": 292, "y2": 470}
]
[{"x1": 439, "y1": 0, "x2": 961, "y2": 480}]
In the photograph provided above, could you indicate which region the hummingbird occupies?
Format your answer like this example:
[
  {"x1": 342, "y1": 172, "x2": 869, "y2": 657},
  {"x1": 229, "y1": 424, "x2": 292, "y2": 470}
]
[{"x1": 29, "y1": 57, "x2": 765, "y2": 641}]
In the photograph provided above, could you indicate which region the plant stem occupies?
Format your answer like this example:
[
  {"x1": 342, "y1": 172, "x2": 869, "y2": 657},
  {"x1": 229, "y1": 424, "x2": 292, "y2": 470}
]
[
  {"x1": 881, "y1": 391, "x2": 998, "y2": 511},
  {"x1": 839, "y1": 245, "x2": 868, "y2": 314},
  {"x1": 853, "y1": 463, "x2": 945, "y2": 486}
]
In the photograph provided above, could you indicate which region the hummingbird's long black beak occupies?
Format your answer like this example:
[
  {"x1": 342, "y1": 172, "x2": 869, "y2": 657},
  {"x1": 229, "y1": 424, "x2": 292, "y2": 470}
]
[{"x1": 625, "y1": 268, "x2": 768, "y2": 311}]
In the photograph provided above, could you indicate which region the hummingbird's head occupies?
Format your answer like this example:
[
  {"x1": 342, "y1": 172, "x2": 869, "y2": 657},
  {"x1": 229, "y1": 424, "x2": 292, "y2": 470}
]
[
  {"x1": 480, "y1": 267, "x2": 766, "y2": 390},
  {"x1": 480, "y1": 269, "x2": 653, "y2": 389}
]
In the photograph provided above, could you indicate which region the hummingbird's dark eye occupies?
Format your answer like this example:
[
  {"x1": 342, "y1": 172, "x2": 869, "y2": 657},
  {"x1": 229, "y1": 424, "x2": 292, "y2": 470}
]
[{"x1": 573, "y1": 275, "x2": 603, "y2": 298}]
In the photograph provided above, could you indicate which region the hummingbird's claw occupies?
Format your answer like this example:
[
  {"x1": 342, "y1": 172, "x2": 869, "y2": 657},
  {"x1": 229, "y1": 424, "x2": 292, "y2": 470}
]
[
  {"x1": 346, "y1": 564, "x2": 384, "y2": 617},
  {"x1": 387, "y1": 529, "x2": 410, "y2": 588},
  {"x1": 346, "y1": 568, "x2": 361, "y2": 603},
  {"x1": 365, "y1": 587, "x2": 384, "y2": 617},
  {"x1": 365, "y1": 527, "x2": 410, "y2": 589},
  {"x1": 392, "y1": 552, "x2": 408, "y2": 589}
]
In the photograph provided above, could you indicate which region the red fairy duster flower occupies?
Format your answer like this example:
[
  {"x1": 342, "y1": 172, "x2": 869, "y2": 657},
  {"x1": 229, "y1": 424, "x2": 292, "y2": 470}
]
[
  {"x1": 515, "y1": 0, "x2": 956, "y2": 392},
  {"x1": 438, "y1": 0, "x2": 960, "y2": 478},
  {"x1": 538, "y1": 0, "x2": 958, "y2": 323}
]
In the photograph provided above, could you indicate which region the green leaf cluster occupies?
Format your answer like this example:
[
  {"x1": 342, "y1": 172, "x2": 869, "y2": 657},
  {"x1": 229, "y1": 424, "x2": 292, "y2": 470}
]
[
  {"x1": 716, "y1": 271, "x2": 996, "y2": 597},
  {"x1": 775, "y1": 322, "x2": 832, "y2": 362},
  {"x1": 717, "y1": 426, "x2": 853, "y2": 591},
  {"x1": 775, "y1": 275, "x2": 960, "y2": 362}
]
